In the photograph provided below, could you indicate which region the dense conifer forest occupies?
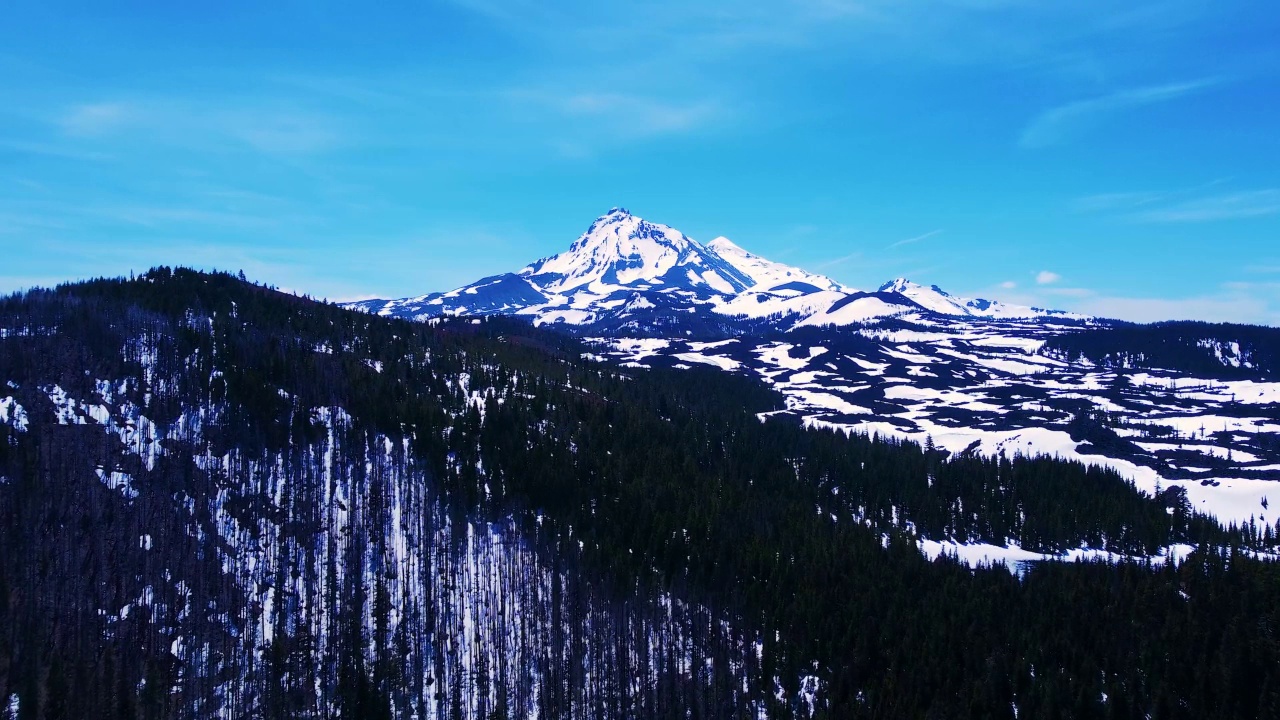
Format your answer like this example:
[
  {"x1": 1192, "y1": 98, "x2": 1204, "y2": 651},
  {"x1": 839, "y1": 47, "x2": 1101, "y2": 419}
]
[{"x1": 1, "y1": 268, "x2": 1279, "y2": 718}]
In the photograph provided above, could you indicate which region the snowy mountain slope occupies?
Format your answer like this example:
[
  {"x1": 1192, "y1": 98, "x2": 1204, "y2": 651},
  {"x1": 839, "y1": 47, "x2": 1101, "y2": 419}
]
[
  {"x1": 346, "y1": 208, "x2": 1076, "y2": 331},
  {"x1": 792, "y1": 291, "x2": 922, "y2": 327},
  {"x1": 710, "y1": 287, "x2": 852, "y2": 322},
  {"x1": 705, "y1": 236, "x2": 849, "y2": 293},
  {"x1": 353, "y1": 272, "x2": 550, "y2": 319}
]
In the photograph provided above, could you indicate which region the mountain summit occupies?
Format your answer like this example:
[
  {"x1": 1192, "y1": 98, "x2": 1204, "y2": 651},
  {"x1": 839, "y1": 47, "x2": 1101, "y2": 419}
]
[
  {"x1": 348, "y1": 209, "x2": 1073, "y2": 330},
  {"x1": 518, "y1": 208, "x2": 754, "y2": 296}
]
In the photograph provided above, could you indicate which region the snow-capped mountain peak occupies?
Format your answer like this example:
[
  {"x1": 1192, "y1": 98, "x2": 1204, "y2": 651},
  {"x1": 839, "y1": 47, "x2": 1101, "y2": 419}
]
[
  {"x1": 346, "y1": 209, "x2": 1079, "y2": 329},
  {"x1": 519, "y1": 209, "x2": 752, "y2": 296},
  {"x1": 878, "y1": 277, "x2": 945, "y2": 295},
  {"x1": 877, "y1": 278, "x2": 959, "y2": 311}
]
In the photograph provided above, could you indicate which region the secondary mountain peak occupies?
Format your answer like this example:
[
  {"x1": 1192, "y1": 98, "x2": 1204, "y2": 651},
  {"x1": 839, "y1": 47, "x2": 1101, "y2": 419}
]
[
  {"x1": 879, "y1": 277, "x2": 913, "y2": 294},
  {"x1": 706, "y1": 236, "x2": 740, "y2": 252},
  {"x1": 873, "y1": 277, "x2": 1071, "y2": 320}
]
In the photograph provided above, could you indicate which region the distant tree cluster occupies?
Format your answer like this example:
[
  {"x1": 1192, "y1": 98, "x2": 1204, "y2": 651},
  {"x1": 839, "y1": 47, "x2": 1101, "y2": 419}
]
[{"x1": 1042, "y1": 321, "x2": 1280, "y2": 379}]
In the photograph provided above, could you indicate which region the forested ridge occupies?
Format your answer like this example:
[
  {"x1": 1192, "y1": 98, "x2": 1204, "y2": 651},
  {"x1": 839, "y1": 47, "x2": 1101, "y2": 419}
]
[
  {"x1": 1042, "y1": 321, "x2": 1280, "y2": 379},
  {"x1": 1, "y1": 268, "x2": 1278, "y2": 719}
]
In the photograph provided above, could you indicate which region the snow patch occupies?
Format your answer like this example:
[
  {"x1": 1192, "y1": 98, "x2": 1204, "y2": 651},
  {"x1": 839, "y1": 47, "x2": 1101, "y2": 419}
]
[
  {"x1": 0, "y1": 396, "x2": 28, "y2": 432},
  {"x1": 97, "y1": 467, "x2": 138, "y2": 500}
]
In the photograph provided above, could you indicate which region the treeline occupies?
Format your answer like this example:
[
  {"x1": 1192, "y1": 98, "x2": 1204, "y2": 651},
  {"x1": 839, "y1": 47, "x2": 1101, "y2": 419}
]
[
  {"x1": 0, "y1": 268, "x2": 1277, "y2": 718},
  {"x1": 1042, "y1": 321, "x2": 1280, "y2": 379}
]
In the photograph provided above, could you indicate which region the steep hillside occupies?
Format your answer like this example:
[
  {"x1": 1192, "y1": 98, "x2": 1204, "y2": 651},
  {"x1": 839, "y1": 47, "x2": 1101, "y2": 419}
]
[{"x1": 2, "y1": 269, "x2": 1279, "y2": 719}]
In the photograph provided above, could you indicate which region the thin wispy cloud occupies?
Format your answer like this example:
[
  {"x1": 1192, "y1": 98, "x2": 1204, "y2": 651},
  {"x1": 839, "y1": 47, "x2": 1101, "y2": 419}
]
[
  {"x1": 887, "y1": 229, "x2": 943, "y2": 249},
  {"x1": 1019, "y1": 78, "x2": 1220, "y2": 148},
  {"x1": 0, "y1": 190, "x2": 329, "y2": 246},
  {"x1": 51, "y1": 97, "x2": 344, "y2": 156},
  {"x1": 1072, "y1": 191, "x2": 1169, "y2": 212},
  {"x1": 558, "y1": 93, "x2": 722, "y2": 137},
  {"x1": 1073, "y1": 183, "x2": 1279, "y2": 224},
  {"x1": 59, "y1": 102, "x2": 134, "y2": 137},
  {"x1": 1132, "y1": 189, "x2": 1280, "y2": 223},
  {"x1": 1071, "y1": 178, "x2": 1234, "y2": 213},
  {"x1": 222, "y1": 110, "x2": 342, "y2": 155},
  {"x1": 1036, "y1": 270, "x2": 1061, "y2": 285},
  {"x1": 439, "y1": 0, "x2": 537, "y2": 22},
  {"x1": 455, "y1": 86, "x2": 735, "y2": 159},
  {"x1": 0, "y1": 140, "x2": 114, "y2": 162},
  {"x1": 92, "y1": 205, "x2": 290, "y2": 231},
  {"x1": 815, "y1": 251, "x2": 862, "y2": 270},
  {"x1": 441, "y1": 0, "x2": 1207, "y2": 76},
  {"x1": 0, "y1": 211, "x2": 71, "y2": 234}
]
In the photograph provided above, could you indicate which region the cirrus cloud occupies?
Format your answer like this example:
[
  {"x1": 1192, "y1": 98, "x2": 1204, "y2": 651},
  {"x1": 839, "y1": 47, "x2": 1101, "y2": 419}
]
[
  {"x1": 59, "y1": 102, "x2": 134, "y2": 137},
  {"x1": 1019, "y1": 78, "x2": 1220, "y2": 148}
]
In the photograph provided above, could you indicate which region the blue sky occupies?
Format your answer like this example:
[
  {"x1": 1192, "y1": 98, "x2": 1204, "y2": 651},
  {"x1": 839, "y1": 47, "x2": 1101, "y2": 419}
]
[{"x1": 2, "y1": 0, "x2": 1278, "y2": 323}]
